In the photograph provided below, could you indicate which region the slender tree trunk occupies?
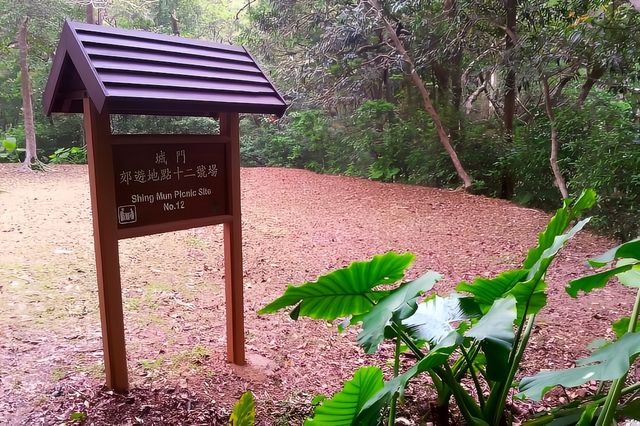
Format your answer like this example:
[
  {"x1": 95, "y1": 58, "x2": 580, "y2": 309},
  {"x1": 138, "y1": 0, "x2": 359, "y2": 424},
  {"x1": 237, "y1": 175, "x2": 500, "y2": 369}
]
[
  {"x1": 502, "y1": 0, "x2": 517, "y2": 136},
  {"x1": 17, "y1": 17, "x2": 38, "y2": 170},
  {"x1": 576, "y1": 64, "x2": 605, "y2": 108},
  {"x1": 86, "y1": 2, "x2": 96, "y2": 24},
  {"x1": 368, "y1": 0, "x2": 473, "y2": 189},
  {"x1": 170, "y1": 9, "x2": 180, "y2": 35},
  {"x1": 542, "y1": 77, "x2": 569, "y2": 199},
  {"x1": 501, "y1": 0, "x2": 517, "y2": 198}
]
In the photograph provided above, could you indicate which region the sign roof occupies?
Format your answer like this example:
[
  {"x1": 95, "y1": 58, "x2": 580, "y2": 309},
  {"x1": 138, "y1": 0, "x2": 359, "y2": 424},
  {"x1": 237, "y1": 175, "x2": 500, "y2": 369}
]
[{"x1": 43, "y1": 21, "x2": 288, "y2": 117}]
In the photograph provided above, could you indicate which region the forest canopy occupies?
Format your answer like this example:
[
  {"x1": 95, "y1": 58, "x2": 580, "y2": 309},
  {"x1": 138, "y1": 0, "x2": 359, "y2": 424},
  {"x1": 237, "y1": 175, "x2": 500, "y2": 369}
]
[{"x1": 0, "y1": 0, "x2": 638, "y2": 238}]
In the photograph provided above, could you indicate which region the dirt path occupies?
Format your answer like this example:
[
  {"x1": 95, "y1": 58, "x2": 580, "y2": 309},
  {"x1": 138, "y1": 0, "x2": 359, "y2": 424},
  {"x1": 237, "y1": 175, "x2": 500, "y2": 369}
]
[{"x1": 0, "y1": 164, "x2": 633, "y2": 425}]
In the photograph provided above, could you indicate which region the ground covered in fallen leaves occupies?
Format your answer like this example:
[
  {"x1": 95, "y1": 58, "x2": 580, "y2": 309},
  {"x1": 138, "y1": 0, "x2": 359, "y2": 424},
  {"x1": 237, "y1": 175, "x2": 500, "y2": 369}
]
[{"x1": 0, "y1": 164, "x2": 635, "y2": 425}]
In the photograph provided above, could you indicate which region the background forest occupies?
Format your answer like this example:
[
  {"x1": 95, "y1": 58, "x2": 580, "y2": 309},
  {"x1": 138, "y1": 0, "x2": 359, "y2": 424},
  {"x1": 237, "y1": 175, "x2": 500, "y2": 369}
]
[{"x1": 0, "y1": 0, "x2": 638, "y2": 239}]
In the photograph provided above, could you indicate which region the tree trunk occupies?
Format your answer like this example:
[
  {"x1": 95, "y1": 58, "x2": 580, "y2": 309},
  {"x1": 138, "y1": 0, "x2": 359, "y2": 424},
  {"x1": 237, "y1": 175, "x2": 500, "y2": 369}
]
[
  {"x1": 576, "y1": 64, "x2": 605, "y2": 108},
  {"x1": 170, "y1": 9, "x2": 180, "y2": 35},
  {"x1": 502, "y1": 0, "x2": 517, "y2": 137},
  {"x1": 501, "y1": 0, "x2": 517, "y2": 199},
  {"x1": 542, "y1": 77, "x2": 569, "y2": 199},
  {"x1": 86, "y1": 2, "x2": 96, "y2": 24},
  {"x1": 17, "y1": 16, "x2": 38, "y2": 170},
  {"x1": 368, "y1": 0, "x2": 473, "y2": 189}
]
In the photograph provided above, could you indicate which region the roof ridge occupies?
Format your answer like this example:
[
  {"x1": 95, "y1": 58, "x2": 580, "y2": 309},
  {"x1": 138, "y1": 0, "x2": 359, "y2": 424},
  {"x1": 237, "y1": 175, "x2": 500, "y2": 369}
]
[{"x1": 44, "y1": 21, "x2": 288, "y2": 117}]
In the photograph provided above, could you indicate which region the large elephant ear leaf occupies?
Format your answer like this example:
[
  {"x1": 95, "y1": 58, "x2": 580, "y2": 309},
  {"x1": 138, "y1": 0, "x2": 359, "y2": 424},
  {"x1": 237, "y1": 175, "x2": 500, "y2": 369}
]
[
  {"x1": 566, "y1": 238, "x2": 640, "y2": 297},
  {"x1": 518, "y1": 332, "x2": 640, "y2": 400},
  {"x1": 613, "y1": 316, "x2": 640, "y2": 339},
  {"x1": 526, "y1": 218, "x2": 590, "y2": 283},
  {"x1": 523, "y1": 189, "x2": 595, "y2": 270},
  {"x1": 587, "y1": 238, "x2": 640, "y2": 267},
  {"x1": 357, "y1": 271, "x2": 441, "y2": 354},
  {"x1": 304, "y1": 366, "x2": 384, "y2": 426},
  {"x1": 465, "y1": 296, "x2": 517, "y2": 382},
  {"x1": 259, "y1": 252, "x2": 415, "y2": 321},
  {"x1": 566, "y1": 262, "x2": 636, "y2": 297},
  {"x1": 456, "y1": 269, "x2": 527, "y2": 314}
]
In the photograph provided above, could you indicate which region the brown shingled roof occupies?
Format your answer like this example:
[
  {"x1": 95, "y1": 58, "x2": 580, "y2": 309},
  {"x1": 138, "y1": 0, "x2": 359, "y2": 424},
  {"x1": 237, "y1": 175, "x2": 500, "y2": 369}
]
[{"x1": 43, "y1": 21, "x2": 288, "y2": 117}]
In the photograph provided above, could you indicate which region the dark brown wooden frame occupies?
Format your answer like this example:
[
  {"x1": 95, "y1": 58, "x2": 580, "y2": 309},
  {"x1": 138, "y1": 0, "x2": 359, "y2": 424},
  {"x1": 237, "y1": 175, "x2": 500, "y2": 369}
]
[{"x1": 84, "y1": 98, "x2": 245, "y2": 392}]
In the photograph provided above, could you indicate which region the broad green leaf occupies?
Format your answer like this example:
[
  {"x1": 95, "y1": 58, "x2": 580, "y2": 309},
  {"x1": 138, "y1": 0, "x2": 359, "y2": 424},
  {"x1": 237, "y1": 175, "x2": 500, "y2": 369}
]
[
  {"x1": 456, "y1": 269, "x2": 527, "y2": 314},
  {"x1": 566, "y1": 263, "x2": 635, "y2": 297},
  {"x1": 402, "y1": 295, "x2": 467, "y2": 345},
  {"x1": 465, "y1": 296, "x2": 517, "y2": 382},
  {"x1": 357, "y1": 271, "x2": 441, "y2": 353},
  {"x1": 523, "y1": 189, "x2": 595, "y2": 270},
  {"x1": 311, "y1": 394, "x2": 327, "y2": 405},
  {"x1": 2, "y1": 137, "x2": 17, "y2": 152},
  {"x1": 526, "y1": 218, "x2": 590, "y2": 284},
  {"x1": 612, "y1": 316, "x2": 640, "y2": 338},
  {"x1": 616, "y1": 258, "x2": 640, "y2": 287},
  {"x1": 507, "y1": 279, "x2": 548, "y2": 320},
  {"x1": 465, "y1": 296, "x2": 517, "y2": 349},
  {"x1": 259, "y1": 252, "x2": 415, "y2": 320},
  {"x1": 587, "y1": 238, "x2": 640, "y2": 267},
  {"x1": 519, "y1": 332, "x2": 640, "y2": 400},
  {"x1": 229, "y1": 391, "x2": 255, "y2": 426},
  {"x1": 305, "y1": 366, "x2": 384, "y2": 426},
  {"x1": 357, "y1": 342, "x2": 457, "y2": 421}
]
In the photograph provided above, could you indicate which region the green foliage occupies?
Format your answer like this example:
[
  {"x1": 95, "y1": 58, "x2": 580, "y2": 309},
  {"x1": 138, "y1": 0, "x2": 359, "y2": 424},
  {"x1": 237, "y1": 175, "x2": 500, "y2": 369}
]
[
  {"x1": 512, "y1": 93, "x2": 639, "y2": 239},
  {"x1": 356, "y1": 271, "x2": 441, "y2": 353},
  {"x1": 519, "y1": 332, "x2": 640, "y2": 401},
  {"x1": 111, "y1": 115, "x2": 219, "y2": 135},
  {"x1": 48, "y1": 146, "x2": 86, "y2": 164},
  {"x1": 0, "y1": 136, "x2": 20, "y2": 162},
  {"x1": 229, "y1": 391, "x2": 255, "y2": 426},
  {"x1": 258, "y1": 251, "x2": 415, "y2": 320},
  {"x1": 68, "y1": 411, "x2": 87, "y2": 422},
  {"x1": 566, "y1": 238, "x2": 640, "y2": 297},
  {"x1": 519, "y1": 236, "x2": 640, "y2": 425},
  {"x1": 260, "y1": 190, "x2": 595, "y2": 424},
  {"x1": 304, "y1": 367, "x2": 384, "y2": 426}
]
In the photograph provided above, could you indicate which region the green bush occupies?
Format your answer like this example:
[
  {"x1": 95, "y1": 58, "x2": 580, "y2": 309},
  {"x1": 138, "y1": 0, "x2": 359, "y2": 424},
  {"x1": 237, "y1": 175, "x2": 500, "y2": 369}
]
[{"x1": 513, "y1": 91, "x2": 639, "y2": 239}]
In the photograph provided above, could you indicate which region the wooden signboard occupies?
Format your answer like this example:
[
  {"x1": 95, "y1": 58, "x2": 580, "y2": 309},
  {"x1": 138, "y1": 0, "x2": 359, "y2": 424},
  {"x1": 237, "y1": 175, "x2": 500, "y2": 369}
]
[
  {"x1": 45, "y1": 21, "x2": 287, "y2": 394},
  {"x1": 111, "y1": 136, "x2": 230, "y2": 239},
  {"x1": 83, "y1": 99, "x2": 244, "y2": 392}
]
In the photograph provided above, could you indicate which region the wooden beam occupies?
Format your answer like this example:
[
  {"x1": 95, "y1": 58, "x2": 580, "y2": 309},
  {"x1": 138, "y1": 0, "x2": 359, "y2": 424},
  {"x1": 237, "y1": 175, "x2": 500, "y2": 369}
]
[
  {"x1": 83, "y1": 97, "x2": 129, "y2": 391},
  {"x1": 221, "y1": 112, "x2": 245, "y2": 365}
]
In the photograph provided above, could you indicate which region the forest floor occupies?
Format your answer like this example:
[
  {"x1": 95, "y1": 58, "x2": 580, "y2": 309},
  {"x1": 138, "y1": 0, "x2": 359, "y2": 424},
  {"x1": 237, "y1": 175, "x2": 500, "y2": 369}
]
[{"x1": 0, "y1": 164, "x2": 635, "y2": 425}]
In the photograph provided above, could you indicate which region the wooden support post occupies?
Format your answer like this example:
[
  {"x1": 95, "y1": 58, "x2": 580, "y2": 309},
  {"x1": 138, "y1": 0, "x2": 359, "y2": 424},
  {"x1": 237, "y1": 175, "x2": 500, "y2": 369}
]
[
  {"x1": 221, "y1": 112, "x2": 245, "y2": 365},
  {"x1": 83, "y1": 98, "x2": 129, "y2": 391}
]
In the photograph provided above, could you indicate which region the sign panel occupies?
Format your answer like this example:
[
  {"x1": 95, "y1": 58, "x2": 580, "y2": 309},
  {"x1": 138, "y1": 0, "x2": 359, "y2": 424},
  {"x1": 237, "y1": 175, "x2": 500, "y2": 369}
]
[{"x1": 112, "y1": 142, "x2": 227, "y2": 229}]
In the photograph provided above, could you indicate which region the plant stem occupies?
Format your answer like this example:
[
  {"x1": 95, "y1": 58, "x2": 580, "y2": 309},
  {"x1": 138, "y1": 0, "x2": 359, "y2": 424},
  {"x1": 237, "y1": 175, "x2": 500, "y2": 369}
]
[
  {"x1": 391, "y1": 322, "x2": 425, "y2": 360},
  {"x1": 524, "y1": 381, "x2": 640, "y2": 425},
  {"x1": 595, "y1": 288, "x2": 640, "y2": 426},
  {"x1": 388, "y1": 336, "x2": 402, "y2": 426},
  {"x1": 437, "y1": 364, "x2": 483, "y2": 421},
  {"x1": 489, "y1": 314, "x2": 536, "y2": 425},
  {"x1": 460, "y1": 345, "x2": 485, "y2": 410}
]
